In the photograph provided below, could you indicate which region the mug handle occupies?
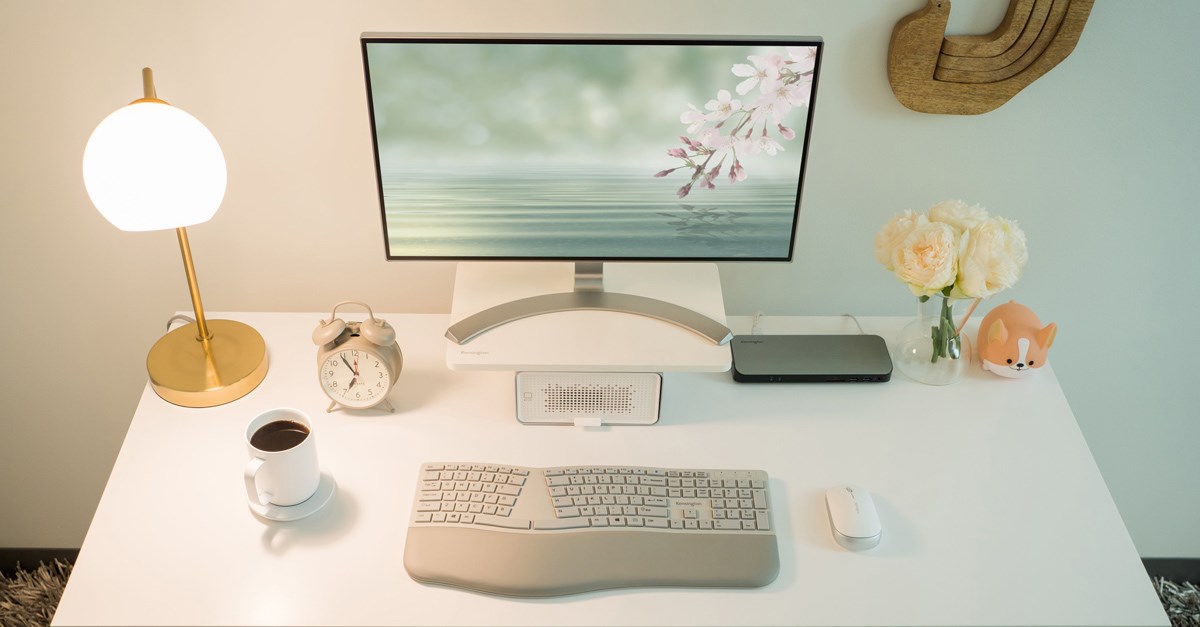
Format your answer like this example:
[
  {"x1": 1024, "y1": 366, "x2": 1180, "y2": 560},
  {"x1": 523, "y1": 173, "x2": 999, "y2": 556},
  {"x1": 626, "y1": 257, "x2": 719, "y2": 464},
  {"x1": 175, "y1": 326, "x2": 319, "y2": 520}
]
[{"x1": 244, "y1": 457, "x2": 273, "y2": 506}]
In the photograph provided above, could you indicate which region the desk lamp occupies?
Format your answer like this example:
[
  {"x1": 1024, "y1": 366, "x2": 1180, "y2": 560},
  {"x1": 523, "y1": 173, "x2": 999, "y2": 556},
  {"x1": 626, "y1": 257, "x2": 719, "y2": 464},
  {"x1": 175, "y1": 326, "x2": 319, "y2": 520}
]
[{"x1": 83, "y1": 68, "x2": 268, "y2": 407}]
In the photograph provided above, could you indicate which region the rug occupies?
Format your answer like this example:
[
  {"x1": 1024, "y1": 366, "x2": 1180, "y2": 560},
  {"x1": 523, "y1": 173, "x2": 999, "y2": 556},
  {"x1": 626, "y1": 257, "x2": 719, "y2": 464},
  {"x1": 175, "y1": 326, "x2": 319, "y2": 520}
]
[
  {"x1": 1, "y1": 559, "x2": 1196, "y2": 626},
  {"x1": 0, "y1": 559, "x2": 72, "y2": 627},
  {"x1": 1156, "y1": 577, "x2": 1200, "y2": 627}
]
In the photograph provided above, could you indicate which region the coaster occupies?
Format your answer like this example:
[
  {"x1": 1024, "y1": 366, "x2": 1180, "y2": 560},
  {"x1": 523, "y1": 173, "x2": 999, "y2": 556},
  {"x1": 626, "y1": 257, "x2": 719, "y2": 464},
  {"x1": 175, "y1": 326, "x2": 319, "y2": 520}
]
[{"x1": 248, "y1": 471, "x2": 337, "y2": 522}]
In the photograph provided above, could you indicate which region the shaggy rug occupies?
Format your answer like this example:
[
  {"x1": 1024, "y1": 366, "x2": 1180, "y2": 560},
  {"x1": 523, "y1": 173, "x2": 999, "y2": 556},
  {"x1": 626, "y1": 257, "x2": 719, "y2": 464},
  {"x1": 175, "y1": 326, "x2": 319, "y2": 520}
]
[
  {"x1": 0, "y1": 559, "x2": 1196, "y2": 626},
  {"x1": 0, "y1": 559, "x2": 72, "y2": 627},
  {"x1": 1156, "y1": 577, "x2": 1200, "y2": 627}
]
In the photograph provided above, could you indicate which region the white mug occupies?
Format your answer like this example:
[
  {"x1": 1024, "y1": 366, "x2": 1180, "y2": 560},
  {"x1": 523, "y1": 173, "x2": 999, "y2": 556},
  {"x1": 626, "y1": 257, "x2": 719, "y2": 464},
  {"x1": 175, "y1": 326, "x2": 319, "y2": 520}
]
[{"x1": 244, "y1": 408, "x2": 320, "y2": 507}]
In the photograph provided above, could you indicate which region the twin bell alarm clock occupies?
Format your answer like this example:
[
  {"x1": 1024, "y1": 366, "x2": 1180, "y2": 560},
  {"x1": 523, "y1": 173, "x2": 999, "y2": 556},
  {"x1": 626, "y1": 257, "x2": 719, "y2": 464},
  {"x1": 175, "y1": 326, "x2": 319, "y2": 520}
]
[{"x1": 312, "y1": 301, "x2": 403, "y2": 412}]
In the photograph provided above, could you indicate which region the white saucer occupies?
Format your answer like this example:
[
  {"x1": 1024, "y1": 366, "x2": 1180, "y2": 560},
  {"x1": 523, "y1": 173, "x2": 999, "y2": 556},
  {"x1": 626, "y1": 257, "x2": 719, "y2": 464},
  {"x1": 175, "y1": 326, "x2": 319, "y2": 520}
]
[{"x1": 248, "y1": 471, "x2": 337, "y2": 522}]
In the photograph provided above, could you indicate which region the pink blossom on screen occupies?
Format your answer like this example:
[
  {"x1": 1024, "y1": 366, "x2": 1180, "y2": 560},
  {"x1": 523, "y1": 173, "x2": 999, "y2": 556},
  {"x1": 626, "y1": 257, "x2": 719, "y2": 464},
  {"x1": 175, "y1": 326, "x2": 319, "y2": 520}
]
[
  {"x1": 656, "y1": 46, "x2": 814, "y2": 194},
  {"x1": 731, "y1": 54, "x2": 784, "y2": 96},
  {"x1": 755, "y1": 132, "x2": 784, "y2": 156},
  {"x1": 787, "y1": 46, "x2": 817, "y2": 75},
  {"x1": 704, "y1": 89, "x2": 742, "y2": 122},
  {"x1": 728, "y1": 160, "x2": 746, "y2": 183},
  {"x1": 680, "y1": 104, "x2": 709, "y2": 133}
]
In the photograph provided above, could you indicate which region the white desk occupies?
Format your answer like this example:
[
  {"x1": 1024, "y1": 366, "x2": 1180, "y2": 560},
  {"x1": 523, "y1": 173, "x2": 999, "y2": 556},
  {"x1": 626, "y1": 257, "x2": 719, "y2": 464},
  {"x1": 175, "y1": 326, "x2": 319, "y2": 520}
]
[{"x1": 53, "y1": 313, "x2": 1168, "y2": 626}]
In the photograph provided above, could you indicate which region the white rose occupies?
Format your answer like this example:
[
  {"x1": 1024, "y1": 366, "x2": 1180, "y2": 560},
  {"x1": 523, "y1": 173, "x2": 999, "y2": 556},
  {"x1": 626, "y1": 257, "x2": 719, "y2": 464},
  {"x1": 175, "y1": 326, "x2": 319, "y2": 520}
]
[
  {"x1": 955, "y1": 217, "x2": 1028, "y2": 298},
  {"x1": 874, "y1": 210, "x2": 926, "y2": 270},
  {"x1": 929, "y1": 199, "x2": 988, "y2": 234},
  {"x1": 892, "y1": 221, "x2": 959, "y2": 297}
]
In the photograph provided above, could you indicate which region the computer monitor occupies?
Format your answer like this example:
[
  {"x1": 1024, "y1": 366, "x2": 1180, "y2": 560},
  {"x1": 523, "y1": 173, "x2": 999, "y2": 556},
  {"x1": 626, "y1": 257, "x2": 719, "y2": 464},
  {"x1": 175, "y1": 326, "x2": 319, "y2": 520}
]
[{"x1": 361, "y1": 34, "x2": 822, "y2": 344}]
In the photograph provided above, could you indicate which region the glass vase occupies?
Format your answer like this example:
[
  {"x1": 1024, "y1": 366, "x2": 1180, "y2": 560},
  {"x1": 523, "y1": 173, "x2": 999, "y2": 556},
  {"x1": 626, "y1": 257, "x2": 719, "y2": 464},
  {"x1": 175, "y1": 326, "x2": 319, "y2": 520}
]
[{"x1": 893, "y1": 294, "x2": 972, "y2": 385}]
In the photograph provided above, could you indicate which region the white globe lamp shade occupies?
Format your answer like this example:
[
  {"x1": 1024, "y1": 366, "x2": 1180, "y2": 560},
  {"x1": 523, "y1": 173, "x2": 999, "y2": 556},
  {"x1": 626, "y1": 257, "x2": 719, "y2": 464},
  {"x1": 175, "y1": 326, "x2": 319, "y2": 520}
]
[{"x1": 83, "y1": 101, "x2": 226, "y2": 232}]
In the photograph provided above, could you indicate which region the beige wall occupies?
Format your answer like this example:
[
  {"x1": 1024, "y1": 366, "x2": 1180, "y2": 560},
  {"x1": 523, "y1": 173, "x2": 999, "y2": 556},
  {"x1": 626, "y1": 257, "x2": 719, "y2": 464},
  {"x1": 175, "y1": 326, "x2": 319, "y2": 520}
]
[{"x1": 1, "y1": 1, "x2": 1197, "y2": 557}]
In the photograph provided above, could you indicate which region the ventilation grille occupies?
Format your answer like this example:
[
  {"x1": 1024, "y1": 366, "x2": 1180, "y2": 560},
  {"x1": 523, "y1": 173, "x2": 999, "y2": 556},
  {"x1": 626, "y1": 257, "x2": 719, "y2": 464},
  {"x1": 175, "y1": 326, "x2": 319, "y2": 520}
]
[
  {"x1": 516, "y1": 372, "x2": 661, "y2": 425},
  {"x1": 543, "y1": 383, "x2": 634, "y2": 414}
]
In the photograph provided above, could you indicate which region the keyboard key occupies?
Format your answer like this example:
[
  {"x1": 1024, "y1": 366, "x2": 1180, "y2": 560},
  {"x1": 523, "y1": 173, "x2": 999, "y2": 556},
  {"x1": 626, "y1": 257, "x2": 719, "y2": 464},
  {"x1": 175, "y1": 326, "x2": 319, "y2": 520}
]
[
  {"x1": 534, "y1": 518, "x2": 588, "y2": 530},
  {"x1": 638, "y1": 506, "x2": 669, "y2": 518},
  {"x1": 589, "y1": 517, "x2": 608, "y2": 527},
  {"x1": 414, "y1": 512, "x2": 433, "y2": 523},
  {"x1": 714, "y1": 520, "x2": 742, "y2": 530},
  {"x1": 555, "y1": 507, "x2": 581, "y2": 518},
  {"x1": 419, "y1": 491, "x2": 442, "y2": 501},
  {"x1": 755, "y1": 511, "x2": 771, "y2": 531},
  {"x1": 645, "y1": 518, "x2": 669, "y2": 529},
  {"x1": 473, "y1": 515, "x2": 530, "y2": 530}
]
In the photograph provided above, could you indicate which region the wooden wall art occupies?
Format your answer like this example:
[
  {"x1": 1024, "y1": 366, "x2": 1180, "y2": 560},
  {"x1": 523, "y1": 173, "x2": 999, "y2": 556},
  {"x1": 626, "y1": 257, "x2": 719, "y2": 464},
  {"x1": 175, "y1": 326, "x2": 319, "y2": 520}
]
[{"x1": 887, "y1": 0, "x2": 1094, "y2": 115}]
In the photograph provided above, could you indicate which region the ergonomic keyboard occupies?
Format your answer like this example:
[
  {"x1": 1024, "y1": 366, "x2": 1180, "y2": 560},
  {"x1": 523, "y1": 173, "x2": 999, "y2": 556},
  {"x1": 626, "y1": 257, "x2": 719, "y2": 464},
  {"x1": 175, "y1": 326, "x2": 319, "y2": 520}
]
[{"x1": 403, "y1": 462, "x2": 779, "y2": 597}]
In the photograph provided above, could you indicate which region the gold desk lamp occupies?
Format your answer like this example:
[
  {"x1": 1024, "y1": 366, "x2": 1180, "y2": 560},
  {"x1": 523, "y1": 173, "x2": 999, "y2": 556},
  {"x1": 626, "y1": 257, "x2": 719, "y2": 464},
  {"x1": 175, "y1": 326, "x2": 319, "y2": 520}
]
[{"x1": 83, "y1": 68, "x2": 268, "y2": 407}]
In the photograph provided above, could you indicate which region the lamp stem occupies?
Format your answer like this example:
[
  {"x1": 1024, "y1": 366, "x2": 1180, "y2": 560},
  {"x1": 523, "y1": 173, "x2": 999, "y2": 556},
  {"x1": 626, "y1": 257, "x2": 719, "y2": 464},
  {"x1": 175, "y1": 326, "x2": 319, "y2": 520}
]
[
  {"x1": 176, "y1": 226, "x2": 212, "y2": 342},
  {"x1": 142, "y1": 67, "x2": 156, "y2": 99}
]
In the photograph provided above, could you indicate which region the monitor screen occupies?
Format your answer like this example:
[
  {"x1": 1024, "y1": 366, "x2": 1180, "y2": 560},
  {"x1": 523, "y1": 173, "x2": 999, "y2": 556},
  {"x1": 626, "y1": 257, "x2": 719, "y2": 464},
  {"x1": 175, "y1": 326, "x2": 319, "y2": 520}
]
[{"x1": 362, "y1": 35, "x2": 822, "y2": 262}]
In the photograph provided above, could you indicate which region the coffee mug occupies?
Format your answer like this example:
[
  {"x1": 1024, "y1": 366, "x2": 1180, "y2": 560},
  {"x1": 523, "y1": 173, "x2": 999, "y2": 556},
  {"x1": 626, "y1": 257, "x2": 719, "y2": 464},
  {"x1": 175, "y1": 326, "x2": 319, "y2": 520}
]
[{"x1": 244, "y1": 408, "x2": 320, "y2": 507}]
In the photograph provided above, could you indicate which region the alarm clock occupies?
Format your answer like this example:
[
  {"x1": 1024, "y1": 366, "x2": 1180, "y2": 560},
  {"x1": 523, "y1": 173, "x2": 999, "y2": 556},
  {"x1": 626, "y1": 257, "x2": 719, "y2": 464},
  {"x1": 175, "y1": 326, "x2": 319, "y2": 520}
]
[{"x1": 313, "y1": 301, "x2": 403, "y2": 412}]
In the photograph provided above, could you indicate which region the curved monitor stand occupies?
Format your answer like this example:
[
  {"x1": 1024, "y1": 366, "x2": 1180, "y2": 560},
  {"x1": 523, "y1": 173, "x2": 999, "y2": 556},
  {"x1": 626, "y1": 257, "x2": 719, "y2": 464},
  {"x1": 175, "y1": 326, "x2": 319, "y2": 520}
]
[{"x1": 444, "y1": 262, "x2": 733, "y2": 346}]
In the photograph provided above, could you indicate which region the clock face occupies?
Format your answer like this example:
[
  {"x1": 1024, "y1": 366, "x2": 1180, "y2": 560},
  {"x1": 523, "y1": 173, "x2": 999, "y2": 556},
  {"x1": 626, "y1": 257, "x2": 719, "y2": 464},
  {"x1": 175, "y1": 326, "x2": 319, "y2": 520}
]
[{"x1": 320, "y1": 349, "x2": 391, "y2": 408}]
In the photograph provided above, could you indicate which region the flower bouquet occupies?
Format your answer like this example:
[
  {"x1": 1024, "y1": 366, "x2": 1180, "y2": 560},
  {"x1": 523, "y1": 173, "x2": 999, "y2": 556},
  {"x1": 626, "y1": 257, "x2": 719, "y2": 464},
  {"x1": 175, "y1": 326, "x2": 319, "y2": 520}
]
[{"x1": 875, "y1": 200, "x2": 1028, "y2": 384}]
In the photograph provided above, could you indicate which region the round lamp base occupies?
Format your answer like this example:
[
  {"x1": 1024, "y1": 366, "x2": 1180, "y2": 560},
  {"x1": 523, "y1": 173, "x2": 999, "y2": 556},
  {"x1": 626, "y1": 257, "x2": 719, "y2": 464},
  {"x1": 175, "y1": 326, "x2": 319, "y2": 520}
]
[{"x1": 147, "y1": 319, "x2": 269, "y2": 408}]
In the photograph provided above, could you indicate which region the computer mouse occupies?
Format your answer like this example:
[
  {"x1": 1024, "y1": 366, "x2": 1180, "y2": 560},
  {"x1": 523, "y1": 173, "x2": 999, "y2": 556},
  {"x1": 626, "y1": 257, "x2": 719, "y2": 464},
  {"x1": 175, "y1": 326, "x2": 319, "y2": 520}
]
[{"x1": 825, "y1": 485, "x2": 882, "y2": 550}]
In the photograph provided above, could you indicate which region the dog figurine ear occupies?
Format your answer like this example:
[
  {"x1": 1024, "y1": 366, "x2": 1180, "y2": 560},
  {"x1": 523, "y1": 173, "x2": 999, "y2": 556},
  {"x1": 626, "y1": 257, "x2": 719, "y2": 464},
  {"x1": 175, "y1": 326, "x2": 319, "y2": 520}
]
[
  {"x1": 987, "y1": 318, "x2": 1009, "y2": 346},
  {"x1": 1036, "y1": 323, "x2": 1057, "y2": 349},
  {"x1": 313, "y1": 318, "x2": 347, "y2": 346}
]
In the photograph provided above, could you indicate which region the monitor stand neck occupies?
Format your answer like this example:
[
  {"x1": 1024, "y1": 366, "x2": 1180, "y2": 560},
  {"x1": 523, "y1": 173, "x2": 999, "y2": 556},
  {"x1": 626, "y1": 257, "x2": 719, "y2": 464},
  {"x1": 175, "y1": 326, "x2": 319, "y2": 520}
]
[{"x1": 444, "y1": 262, "x2": 733, "y2": 346}]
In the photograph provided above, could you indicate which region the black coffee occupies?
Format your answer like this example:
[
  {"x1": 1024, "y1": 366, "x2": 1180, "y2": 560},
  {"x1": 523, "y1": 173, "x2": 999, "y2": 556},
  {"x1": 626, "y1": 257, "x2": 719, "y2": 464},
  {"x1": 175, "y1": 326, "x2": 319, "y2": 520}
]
[{"x1": 250, "y1": 420, "x2": 309, "y2": 452}]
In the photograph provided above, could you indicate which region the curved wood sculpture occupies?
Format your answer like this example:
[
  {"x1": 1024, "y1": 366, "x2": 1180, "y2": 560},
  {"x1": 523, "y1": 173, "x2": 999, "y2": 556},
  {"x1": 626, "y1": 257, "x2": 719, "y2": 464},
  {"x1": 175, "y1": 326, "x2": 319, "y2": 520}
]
[{"x1": 887, "y1": 0, "x2": 1094, "y2": 115}]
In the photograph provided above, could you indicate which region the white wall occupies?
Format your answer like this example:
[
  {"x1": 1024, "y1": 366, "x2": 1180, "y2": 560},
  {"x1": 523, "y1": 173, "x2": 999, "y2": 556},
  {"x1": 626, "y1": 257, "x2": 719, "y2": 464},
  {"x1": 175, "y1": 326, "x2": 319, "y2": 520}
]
[{"x1": 1, "y1": 1, "x2": 1197, "y2": 557}]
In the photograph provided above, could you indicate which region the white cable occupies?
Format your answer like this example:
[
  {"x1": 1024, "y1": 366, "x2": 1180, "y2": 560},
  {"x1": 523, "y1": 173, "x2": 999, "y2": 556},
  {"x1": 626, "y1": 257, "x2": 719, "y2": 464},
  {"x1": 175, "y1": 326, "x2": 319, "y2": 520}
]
[
  {"x1": 842, "y1": 313, "x2": 865, "y2": 334},
  {"x1": 750, "y1": 311, "x2": 765, "y2": 335},
  {"x1": 166, "y1": 314, "x2": 196, "y2": 331}
]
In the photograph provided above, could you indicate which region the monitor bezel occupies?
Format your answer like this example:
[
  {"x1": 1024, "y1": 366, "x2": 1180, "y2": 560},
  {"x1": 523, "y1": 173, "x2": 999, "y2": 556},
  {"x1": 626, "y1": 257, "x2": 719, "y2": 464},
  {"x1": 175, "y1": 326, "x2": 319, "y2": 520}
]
[{"x1": 361, "y1": 33, "x2": 823, "y2": 263}]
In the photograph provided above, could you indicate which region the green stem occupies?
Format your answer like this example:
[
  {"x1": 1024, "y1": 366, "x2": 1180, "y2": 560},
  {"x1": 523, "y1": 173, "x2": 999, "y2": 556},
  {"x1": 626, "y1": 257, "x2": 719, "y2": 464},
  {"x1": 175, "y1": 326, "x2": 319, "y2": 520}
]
[{"x1": 929, "y1": 296, "x2": 962, "y2": 363}]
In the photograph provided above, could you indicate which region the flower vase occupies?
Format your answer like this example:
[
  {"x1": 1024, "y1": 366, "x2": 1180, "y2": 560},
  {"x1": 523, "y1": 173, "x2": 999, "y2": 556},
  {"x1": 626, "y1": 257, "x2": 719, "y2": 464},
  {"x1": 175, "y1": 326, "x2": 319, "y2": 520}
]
[{"x1": 894, "y1": 294, "x2": 972, "y2": 385}]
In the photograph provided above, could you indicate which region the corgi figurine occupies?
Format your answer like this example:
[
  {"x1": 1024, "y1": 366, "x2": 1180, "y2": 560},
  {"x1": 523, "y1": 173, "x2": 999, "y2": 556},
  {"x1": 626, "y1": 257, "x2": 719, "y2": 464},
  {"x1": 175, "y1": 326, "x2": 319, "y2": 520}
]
[{"x1": 977, "y1": 301, "x2": 1057, "y2": 379}]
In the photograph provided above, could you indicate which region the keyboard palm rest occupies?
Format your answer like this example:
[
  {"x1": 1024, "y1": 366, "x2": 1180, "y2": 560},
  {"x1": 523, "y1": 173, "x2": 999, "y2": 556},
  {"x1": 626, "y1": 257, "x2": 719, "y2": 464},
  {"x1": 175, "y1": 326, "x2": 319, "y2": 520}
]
[{"x1": 404, "y1": 463, "x2": 780, "y2": 597}]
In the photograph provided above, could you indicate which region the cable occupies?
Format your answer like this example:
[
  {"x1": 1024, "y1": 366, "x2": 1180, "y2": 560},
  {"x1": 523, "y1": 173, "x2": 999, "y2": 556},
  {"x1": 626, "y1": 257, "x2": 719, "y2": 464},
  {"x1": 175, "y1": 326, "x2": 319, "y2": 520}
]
[
  {"x1": 842, "y1": 313, "x2": 865, "y2": 334},
  {"x1": 750, "y1": 311, "x2": 765, "y2": 335},
  {"x1": 166, "y1": 314, "x2": 195, "y2": 331}
]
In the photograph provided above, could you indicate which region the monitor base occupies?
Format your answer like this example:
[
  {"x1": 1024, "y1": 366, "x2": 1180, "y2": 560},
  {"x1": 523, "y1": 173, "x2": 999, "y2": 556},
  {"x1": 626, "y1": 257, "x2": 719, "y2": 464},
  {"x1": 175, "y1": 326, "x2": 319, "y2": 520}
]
[
  {"x1": 445, "y1": 262, "x2": 732, "y2": 373},
  {"x1": 446, "y1": 286, "x2": 732, "y2": 346}
]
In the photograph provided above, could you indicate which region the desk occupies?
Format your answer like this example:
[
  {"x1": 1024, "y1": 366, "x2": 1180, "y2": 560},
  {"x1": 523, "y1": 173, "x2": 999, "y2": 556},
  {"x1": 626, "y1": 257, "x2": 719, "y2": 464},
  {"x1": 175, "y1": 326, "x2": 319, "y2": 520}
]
[{"x1": 53, "y1": 313, "x2": 1168, "y2": 626}]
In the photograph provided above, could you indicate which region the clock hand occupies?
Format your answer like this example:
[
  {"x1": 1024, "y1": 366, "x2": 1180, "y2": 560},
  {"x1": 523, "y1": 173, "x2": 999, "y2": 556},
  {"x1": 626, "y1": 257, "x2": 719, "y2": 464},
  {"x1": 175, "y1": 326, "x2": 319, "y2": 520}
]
[{"x1": 341, "y1": 355, "x2": 355, "y2": 373}]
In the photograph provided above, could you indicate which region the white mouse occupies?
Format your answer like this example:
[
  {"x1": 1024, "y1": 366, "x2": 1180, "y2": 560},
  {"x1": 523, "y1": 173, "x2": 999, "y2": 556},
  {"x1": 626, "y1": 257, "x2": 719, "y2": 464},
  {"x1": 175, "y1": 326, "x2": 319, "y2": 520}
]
[{"x1": 825, "y1": 485, "x2": 882, "y2": 550}]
